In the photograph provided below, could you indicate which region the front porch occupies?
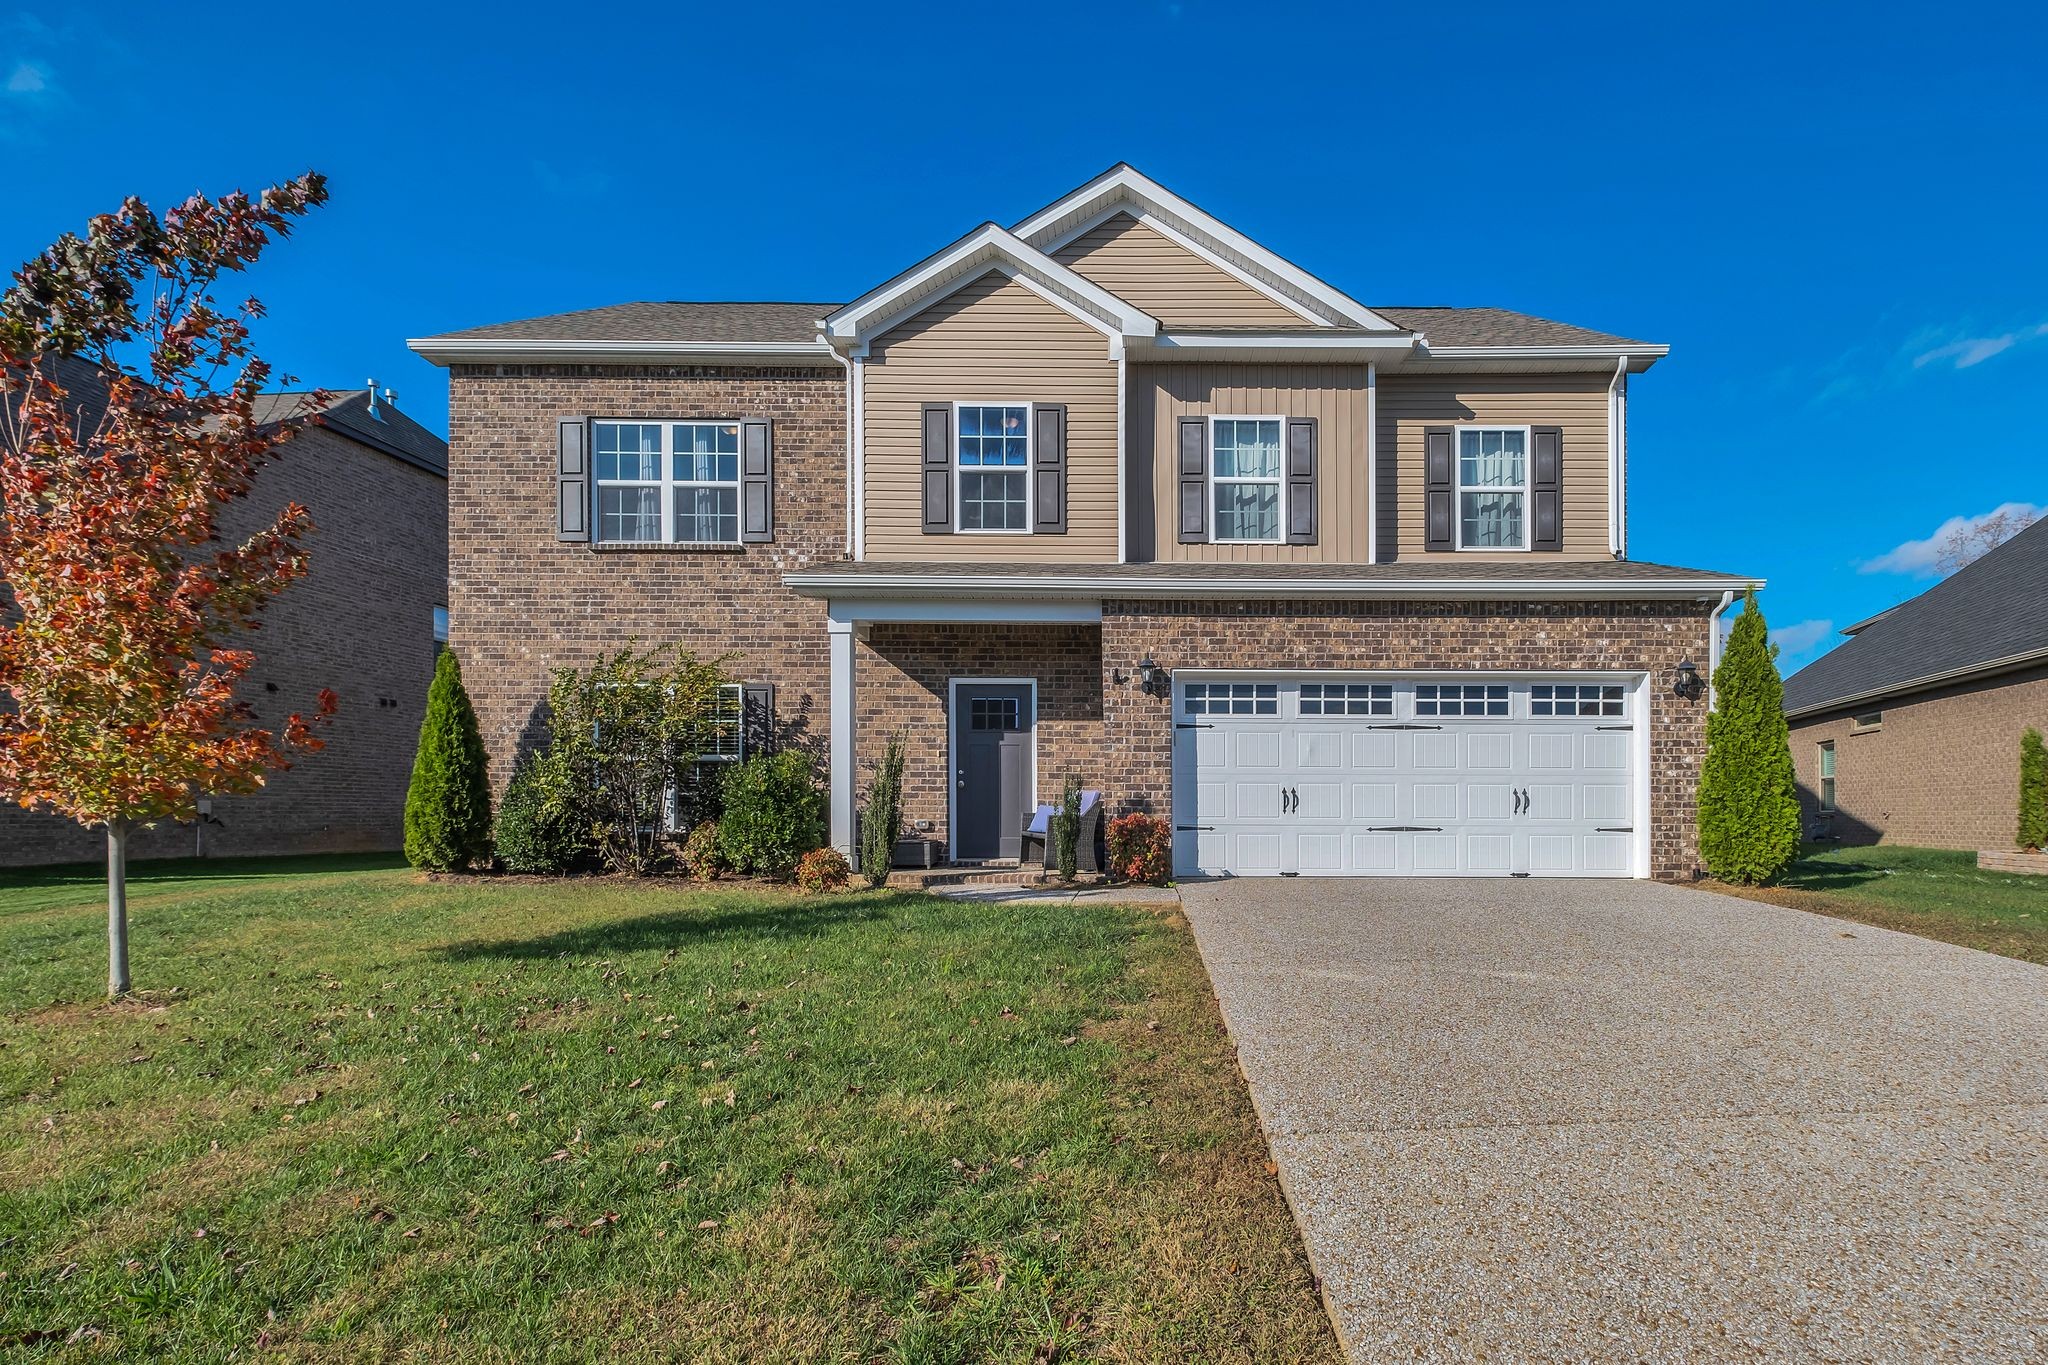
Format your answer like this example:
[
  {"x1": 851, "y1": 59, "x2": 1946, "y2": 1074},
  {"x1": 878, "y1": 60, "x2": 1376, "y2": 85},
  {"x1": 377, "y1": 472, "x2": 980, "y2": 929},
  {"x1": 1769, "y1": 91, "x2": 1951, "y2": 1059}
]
[{"x1": 823, "y1": 599, "x2": 1108, "y2": 868}]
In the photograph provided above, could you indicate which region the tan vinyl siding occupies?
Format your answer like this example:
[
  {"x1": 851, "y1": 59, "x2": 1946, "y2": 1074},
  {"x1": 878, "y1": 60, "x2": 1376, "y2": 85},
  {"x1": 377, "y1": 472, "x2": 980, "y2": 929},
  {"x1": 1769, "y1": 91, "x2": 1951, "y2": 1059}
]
[
  {"x1": 1377, "y1": 373, "x2": 1612, "y2": 561},
  {"x1": 1053, "y1": 214, "x2": 1305, "y2": 330},
  {"x1": 862, "y1": 271, "x2": 1117, "y2": 561},
  {"x1": 1129, "y1": 363, "x2": 1371, "y2": 563}
]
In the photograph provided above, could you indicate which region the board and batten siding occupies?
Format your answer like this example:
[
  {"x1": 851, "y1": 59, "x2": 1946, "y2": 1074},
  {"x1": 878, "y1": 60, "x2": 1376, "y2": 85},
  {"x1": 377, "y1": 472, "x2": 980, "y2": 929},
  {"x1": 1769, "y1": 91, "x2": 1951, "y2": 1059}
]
[
  {"x1": 1053, "y1": 214, "x2": 1305, "y2": 330},
  {"x1": 1128, "y1": 363, "x2": 1371, "y2": 563},
  {"x1": 861, "y1": 271, "x2": 1118, "y2": 561},
  {"x1": 1377, "y1": 372, "x2": 1613, "y2": 561}
]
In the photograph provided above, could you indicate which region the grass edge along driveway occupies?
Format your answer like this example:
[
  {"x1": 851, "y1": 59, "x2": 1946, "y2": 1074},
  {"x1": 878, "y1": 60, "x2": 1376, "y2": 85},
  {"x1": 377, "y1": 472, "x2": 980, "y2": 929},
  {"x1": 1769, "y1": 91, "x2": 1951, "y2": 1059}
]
[
  {"x1": 1706, "y1": 843, "x2": 2048, "y2": 965},
  {"x1": 0, "y1": 857, "x2": 1339, "y2": 1364}
]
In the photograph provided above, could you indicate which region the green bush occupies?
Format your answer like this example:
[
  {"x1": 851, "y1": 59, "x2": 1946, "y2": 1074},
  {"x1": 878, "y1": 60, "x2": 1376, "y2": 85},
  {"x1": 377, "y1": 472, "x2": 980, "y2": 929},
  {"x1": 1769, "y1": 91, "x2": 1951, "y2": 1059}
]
[
  {"x1": 404, "y1": 650, "x2": 494, "y2": 872},
  {"x1": 2020, "y1": 728, "x2": 2048, "y2": 851},
  {"x1": 794, "y1": 847, "x2": 851, "y2": 894},
  {"x1": 544, "y1": 644, "x2": 729, "y2": 876},
  {"x1": 718, "y1": 750, "x2": 825, "y2": 877},
  {"x1": 680, "y1": 821, "x2": 727, "y2": 882},
  {"x1": 1050, "y1": 775, "x2": 1082, "y2": 880},
  {"x1": 494, "y1": 748, "x2": 588, "y2": 874},
  {"x1": 858, "y1": 734, "x2": 906, "y2": 889},
  {"x1": 1696, "y1": 590, "x2": 1801, "y2": 884}
]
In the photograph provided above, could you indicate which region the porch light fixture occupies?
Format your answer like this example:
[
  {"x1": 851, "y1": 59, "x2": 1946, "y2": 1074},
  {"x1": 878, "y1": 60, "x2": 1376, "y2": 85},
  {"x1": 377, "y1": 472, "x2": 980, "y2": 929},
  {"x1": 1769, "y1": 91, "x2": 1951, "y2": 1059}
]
[
  {"x1": 1673, "y1": 659, "x2": 1704, "y2": 700},
  {"x1": 1138, "y1": 657, "x2": 1164, "y2": 695}
]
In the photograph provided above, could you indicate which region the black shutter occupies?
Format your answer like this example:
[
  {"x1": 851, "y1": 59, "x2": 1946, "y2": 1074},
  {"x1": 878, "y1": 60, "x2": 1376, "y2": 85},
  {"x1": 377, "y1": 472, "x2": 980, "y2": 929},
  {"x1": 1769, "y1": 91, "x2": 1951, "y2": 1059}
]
[
  {"x1": 1424, "y1": 426, "x2": 1455, "y2": 552},
  {"x1": 1032, "y1": 403, "x2": 1067, "y2": 534},
  {"x1": 1285, "y1": 417, "x2": 1318, "y2": 545},
  {"x1": 1176, "y1": 417, "x2": 1208, "y2": 543},
  {"x1": 557, "y1": 417, "x2": 590, "y2": 542},
  {"x1": 741, "y1": 682, "x2": 776, "y2": 756},
  {"x1": 740, "y1": 418, "x2": 773, "y2": 543},
  {"x1": 921, "y1": 404, "x2": 953, "y2": 534},
  {"x1": 1530, "y1": 425, "x2": 1563, "y2": 552}
]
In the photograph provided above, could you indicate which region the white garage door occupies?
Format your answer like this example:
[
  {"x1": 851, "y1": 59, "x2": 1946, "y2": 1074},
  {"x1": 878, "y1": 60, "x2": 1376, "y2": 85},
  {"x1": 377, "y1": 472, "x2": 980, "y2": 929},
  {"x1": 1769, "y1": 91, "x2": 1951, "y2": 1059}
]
[{"x1": 1173, "y1": 675, "x2": 1644, "y2": 878}]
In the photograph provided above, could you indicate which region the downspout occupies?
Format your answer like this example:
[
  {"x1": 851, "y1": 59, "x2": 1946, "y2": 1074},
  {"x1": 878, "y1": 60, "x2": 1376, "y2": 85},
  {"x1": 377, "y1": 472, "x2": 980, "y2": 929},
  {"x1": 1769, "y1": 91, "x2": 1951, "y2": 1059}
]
[
  {"x1": 1607, "y1": 356, "x2": 1627, "y2": 559},
  {"x1": 822, "y1": 334, "x2": 853, "y2": 558},
  {"x1": 1706, "y1": 589, "x2": 1736, "y2": 710}
]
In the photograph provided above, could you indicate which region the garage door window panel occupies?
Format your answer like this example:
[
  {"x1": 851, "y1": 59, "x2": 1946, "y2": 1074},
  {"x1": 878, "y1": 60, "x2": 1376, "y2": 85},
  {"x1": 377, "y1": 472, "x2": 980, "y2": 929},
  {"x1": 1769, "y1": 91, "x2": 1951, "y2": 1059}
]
[
  {"x1": 1531, "y1": 683, "x2": 1625, "y2": 717},
  {"x1": 1300, "y1": 683, "x2": 1393, "y2": 716},
  {"x1": 1183, "y1": 682, "x2": 1277, "y2": 716},
  {"x1": 1415, "y1": 683, "x2": 1509, "y2": 717}
]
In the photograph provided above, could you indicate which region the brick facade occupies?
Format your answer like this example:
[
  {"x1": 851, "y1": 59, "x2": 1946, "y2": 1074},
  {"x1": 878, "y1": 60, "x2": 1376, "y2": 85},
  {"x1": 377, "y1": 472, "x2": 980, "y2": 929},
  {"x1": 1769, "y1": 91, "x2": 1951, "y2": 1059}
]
[
  {"x1": 445, "y1": 365, "x2": 845, "y2": 788},
  {"x1": 1789, "y1": 663, "x2": 2048, "y2": 851},
  {"x1": 1, "y1": 422, "x2": 448, "y2": 866}
]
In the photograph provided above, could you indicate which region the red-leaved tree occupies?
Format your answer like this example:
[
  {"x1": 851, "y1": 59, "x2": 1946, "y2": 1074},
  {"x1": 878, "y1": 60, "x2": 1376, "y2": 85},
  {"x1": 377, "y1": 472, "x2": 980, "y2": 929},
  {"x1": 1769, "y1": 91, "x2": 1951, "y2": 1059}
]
[{"x1": 0, "y1": 173, "x2": 336, "y2": 996}]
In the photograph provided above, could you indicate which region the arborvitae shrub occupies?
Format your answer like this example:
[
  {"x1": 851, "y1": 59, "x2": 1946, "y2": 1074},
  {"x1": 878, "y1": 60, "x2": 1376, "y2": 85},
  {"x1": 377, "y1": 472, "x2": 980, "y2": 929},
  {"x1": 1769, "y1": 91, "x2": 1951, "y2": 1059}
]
[
  {"x1": 404, "y1": 650, "x2": 493, "y2": 871},
  {"x1": 1696, "y1": 591, "x2": 1801, "y2": 884}
]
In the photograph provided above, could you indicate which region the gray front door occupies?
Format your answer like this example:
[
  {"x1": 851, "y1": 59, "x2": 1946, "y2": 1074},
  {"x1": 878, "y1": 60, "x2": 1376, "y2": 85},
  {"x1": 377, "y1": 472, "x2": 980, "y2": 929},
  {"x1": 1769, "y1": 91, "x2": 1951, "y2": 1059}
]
[{"x1": 954, "y1": 684, "x2": 1033, "y2": 861}]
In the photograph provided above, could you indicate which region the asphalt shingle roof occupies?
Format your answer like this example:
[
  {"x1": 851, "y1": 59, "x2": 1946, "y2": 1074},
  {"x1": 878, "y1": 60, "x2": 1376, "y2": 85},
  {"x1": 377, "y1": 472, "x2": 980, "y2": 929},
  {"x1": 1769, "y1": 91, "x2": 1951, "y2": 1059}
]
[
  {"x1": 422, "y1": 301, "x2": 1653, "y2": 351},
  {"x1": 1782, "y1": 517, "x2": 2048, "y2": 716},
  {"x1": 255, "y1": 389, "x2": 448, "y2": 476}
]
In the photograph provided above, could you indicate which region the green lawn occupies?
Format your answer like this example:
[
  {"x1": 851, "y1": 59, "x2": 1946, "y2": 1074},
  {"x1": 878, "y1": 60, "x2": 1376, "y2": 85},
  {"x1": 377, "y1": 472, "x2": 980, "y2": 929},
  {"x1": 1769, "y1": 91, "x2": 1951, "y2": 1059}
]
[
  {"x1": 0, "y1": 858, "x2": 1336, "y2": 1363},
  {"x1": 1712, "y1": 844, "x2": 2048, "y2": 963}
]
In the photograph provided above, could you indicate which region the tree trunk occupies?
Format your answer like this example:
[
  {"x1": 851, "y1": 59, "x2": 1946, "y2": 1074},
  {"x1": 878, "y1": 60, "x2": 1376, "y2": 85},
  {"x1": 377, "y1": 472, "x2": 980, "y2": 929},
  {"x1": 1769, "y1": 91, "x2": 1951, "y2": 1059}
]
[{"x1": 107, "y1": 820, "x2": 131, "y2": 998}]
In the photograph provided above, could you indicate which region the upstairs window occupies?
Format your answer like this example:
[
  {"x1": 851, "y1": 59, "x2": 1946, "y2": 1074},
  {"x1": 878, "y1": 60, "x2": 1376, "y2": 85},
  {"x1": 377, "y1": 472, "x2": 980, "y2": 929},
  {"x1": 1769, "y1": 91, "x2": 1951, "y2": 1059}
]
[
  {"x1": 1457, "y1": 427, "x2": 1528, "y2": 549},
  {"x1": 1211, "y1": 417, "x2": 1284, "y2": 542},
  {"x1": 955, "y1": 404, "x2": 1030, "y2": 532},
  {"x1": 593, "y1": 420, "x2": 741, "y2": 544}
]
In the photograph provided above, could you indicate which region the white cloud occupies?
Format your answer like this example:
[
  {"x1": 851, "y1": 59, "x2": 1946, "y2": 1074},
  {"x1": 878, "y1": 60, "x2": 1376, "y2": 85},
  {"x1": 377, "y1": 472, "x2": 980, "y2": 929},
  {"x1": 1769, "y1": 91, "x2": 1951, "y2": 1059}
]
[
  {"x1": 1913, "y1": 322, "x2": 2048, "y2": 370},
  {"x1": 1769, "y1": 619, "x2": 1835, "y2": 659},
  {"x1": 1862, "y1": 502, "x2": 2046, "y2": 577},
  {"x1": 5, "y1": 60, "x2": 49, "y2": 95}
]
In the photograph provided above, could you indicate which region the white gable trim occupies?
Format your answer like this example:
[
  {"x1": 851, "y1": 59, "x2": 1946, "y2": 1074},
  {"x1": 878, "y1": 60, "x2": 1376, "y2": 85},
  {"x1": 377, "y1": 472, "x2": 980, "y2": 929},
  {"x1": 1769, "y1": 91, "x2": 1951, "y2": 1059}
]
[
  {"x1": 824, "y1": 222, "x2": 1157, "y2": 348},
  {"x1": 1041, "y1": 203, "x2": 1325, "y2": 326},
  {"x1": 1011, "y1": 165, "x2": 1397, "y2": 332}
]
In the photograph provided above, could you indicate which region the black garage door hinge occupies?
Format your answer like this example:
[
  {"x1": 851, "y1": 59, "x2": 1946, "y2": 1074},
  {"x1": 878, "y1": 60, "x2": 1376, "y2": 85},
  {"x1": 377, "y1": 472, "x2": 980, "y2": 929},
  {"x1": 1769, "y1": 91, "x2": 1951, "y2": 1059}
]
[
  {"x1": 1368, "y1": 723, "x2": 1443, "y2": 731},
  {"x1": 1366, "y1": 825, "x2": 1444, "y2": 832},
  {"x1": 1596, "y1": 724, "x2": 1634, "y2": 731},
  {"x1": 1595, "y1": 827, "x2": 1634, "y2": 833},
  {"x1": 1174, "y1": 722, "x2": 1214, "y2": 730},
  {"x1": 1174, "y1": 824, "x2": 1212, "y2": 832}
]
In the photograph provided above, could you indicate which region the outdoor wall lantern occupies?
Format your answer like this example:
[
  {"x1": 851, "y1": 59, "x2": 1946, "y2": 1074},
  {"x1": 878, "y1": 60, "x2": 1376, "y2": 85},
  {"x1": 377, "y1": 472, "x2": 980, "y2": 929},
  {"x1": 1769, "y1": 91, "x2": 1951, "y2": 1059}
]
[
  {"x1": 1138, "y1": 657, "x2": 1165, "y2": 695},
  {"x1": 1673, "y1": 659, "x2": 1705, "y2": 700}
]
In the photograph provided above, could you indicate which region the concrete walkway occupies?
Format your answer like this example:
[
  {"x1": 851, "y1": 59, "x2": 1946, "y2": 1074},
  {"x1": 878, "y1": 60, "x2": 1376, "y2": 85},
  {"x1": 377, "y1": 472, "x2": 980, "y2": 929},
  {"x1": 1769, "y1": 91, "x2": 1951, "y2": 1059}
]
[{"x1": 1180, "y1": 877, "x2": 2048, "y2": 1363}]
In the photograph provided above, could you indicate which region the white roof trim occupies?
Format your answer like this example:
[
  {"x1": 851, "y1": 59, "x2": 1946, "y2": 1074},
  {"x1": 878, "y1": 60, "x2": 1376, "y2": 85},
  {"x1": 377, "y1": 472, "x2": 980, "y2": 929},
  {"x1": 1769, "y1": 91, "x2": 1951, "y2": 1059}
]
[
  {"x1": 1421, "y1": 343, "x2": 1670, "y2": 360},
  {"x1": 406, "y1": 337, "x2": 839, "y2": 367},
  {"x1": 822, "y1": 222, "x2": 1157, "y2": 345},
  {"x1": 784, "y1": 569, "x2": 1762, "y2": 603},
  {"x1": 1011, "y1": 165, "x2": 1396, "y2": 332},
  {"x1": 1784, "y1": 644, "x2": 2048, "y2": 721},
  {"x1": 1139, "y1": 332, "x2": 1419, "y2": 352}
]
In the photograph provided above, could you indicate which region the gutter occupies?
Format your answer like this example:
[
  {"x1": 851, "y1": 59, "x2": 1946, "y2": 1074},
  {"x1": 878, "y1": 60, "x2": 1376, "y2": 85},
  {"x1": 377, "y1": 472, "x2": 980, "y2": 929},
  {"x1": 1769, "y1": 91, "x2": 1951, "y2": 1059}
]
[
  {"x1": 783, "y1": 570, "x2": 1762, "y2": 603},
  {"x1": 1783, "y1": 643, "x2": 2048, "y2": 722}
]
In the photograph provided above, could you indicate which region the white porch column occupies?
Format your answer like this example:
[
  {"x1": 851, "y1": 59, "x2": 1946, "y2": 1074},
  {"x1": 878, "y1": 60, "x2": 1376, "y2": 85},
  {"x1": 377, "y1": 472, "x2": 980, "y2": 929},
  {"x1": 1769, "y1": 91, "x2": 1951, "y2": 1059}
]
[{"x1": 828, "y1": 616, "x2": 857, "y2": 855}]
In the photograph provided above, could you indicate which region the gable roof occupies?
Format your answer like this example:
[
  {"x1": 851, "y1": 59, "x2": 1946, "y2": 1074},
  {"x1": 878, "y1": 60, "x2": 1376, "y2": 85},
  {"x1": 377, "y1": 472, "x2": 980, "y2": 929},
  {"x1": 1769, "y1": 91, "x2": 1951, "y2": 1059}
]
[
  {"x1": 1783, "y1": 517, "x2": 2048, "y2": 718},
  {"x1": 821, "y1": 222, "x2": 1157, "y2": 347},
  {"x1": 1010, "y1": 164, "x2": 1396, "y2": 331}
]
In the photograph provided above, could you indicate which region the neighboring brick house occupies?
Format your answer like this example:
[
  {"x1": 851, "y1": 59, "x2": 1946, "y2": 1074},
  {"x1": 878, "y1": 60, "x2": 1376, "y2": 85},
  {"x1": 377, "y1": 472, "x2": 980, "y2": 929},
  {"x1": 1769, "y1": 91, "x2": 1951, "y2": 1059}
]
[
  {"x1": 412, "y1": 164, "x2": 1755, "y2": 880},
  {"x1": 1, "y1": 374, "x2": 448, "y2": 866},
  {"x1": 1785, "y1": 518, "x2": 2048, "y2": 851}
]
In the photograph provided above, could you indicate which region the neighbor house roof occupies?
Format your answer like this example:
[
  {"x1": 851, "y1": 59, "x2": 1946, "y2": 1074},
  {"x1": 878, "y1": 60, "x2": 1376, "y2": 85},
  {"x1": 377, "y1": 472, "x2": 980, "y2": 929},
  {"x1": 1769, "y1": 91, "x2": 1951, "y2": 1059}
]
[
  {"x1": 1783, "y1": 517, "x2": 2048, "y2": 718},
  {"x1": 254, "y1": 389, "x2": 448, "y2": 476},
  {"x1": 785, "y1": 558, "x2": 1759, "y2": 602}
]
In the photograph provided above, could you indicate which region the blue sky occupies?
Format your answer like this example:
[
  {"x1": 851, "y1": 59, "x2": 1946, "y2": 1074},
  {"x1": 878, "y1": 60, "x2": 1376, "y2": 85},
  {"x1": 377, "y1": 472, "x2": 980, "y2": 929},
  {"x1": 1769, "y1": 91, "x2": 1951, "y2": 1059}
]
[{"x1": 5, "y1": 2, "x2": 2044, "y2": 673}]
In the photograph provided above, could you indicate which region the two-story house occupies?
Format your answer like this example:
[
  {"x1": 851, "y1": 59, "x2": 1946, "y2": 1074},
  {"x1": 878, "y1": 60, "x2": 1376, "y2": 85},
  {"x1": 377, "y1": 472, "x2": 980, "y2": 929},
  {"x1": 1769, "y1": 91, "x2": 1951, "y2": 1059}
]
[{"x1": 411, "y1": 166, "x2": 1755, "y2": 880}]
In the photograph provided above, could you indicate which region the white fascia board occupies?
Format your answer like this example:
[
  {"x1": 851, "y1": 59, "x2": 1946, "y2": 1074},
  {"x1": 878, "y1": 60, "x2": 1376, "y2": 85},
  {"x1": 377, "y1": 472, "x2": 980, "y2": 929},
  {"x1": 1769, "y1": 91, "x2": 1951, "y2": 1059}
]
[
  {"x1": 1010, "y1": 164, "x2": 1394, "y2": 331},
  {"x1": 785, "y1": 571, "x2": 1764, "y2": 603},
  {"x1": 822, "y1": 223, "x2": 1157, "y2": 343},
  {"x1": 1783, "y1": 644, "x2": 2048, "y2": 722},
  {"x1": 406, "y1": 337, "x2": 839, "y2": 367},
  {"x1": 1420, "y1": 343, "x2": 1670, "y2": 367},
  {"x1": 825, "y1": 598, "x2": 1103, "y2": 625},
  {"x1": 1141, "y1": 332, "x2": 1419, "y2": 352}
]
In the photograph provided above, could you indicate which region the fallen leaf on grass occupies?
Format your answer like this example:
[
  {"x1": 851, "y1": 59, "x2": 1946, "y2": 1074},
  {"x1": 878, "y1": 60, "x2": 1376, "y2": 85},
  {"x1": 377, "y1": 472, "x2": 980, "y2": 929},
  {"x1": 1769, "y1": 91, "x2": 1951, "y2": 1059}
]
[
  {"x1": 696, "y1": 1219, "x2": 720, "y2": 1230},
  {"x1": 650, "y1": 1100, "x2": 668, "y2": 1112},
  {"x1": 542, "y1": 1149, "x2": 571, "y2": 1164},
  {"x1": 578, "y1": 1213, "x2": 619, "y2": 1236},
  {"x1": 1059, "y1": 1036, "x2": 1077, "y2": 1046}
]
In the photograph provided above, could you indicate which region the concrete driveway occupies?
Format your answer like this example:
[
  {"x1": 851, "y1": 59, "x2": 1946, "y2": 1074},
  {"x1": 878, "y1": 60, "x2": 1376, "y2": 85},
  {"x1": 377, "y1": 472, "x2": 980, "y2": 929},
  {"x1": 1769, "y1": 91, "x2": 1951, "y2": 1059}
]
[{"x1": 1180, "y1": 878, "x2": 2048, "y2": 1363}]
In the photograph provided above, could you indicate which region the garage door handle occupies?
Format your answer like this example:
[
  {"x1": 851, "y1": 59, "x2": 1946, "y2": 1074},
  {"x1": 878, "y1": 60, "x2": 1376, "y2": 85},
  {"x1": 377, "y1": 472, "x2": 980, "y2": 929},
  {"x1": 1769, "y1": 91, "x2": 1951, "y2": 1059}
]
[
  {"x1": 1596, "y1": 724, "x2": 1633, "y2": 731},
  {"x1": 1175, "y1": 722, "x2": 1214, "y2": 730},
  {"x1": 1175, "y1": 824, "x2": 1212, "y2": 832},
  {"x1": 1368, "y1": 723, "x2": 1442, "y2": 731},
  {"x1": 1596, "y1": 826, "x2": 1633, "y2": 833},
  {"x1": 1367, "y1": 825, "x2": 1442, "y2": 832}
]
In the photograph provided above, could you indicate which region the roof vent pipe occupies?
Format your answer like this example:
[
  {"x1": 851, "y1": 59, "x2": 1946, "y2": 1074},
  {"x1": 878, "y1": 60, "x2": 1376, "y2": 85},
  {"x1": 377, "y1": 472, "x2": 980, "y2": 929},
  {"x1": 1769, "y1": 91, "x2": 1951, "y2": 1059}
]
[
  {"x1": 382, "y1": 387, "x2": 397, "y2": 410},
  {"x1": 366, "y1": 379, "x2": 382, "y2": 422}
]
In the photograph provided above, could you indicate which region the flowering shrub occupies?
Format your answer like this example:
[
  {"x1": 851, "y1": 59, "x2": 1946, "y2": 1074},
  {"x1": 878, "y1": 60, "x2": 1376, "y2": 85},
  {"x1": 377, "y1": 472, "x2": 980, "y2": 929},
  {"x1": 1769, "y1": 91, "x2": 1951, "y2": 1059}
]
[
  {"x1": 680, "y1": 821, "x2": 727, "y2": 881},
  {"x1": 794, "y1": 847, "x2": 851, "y2": 894},
  {"x1": 1106, "y1": 812, "x2": 1171, "y2": 885}
]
